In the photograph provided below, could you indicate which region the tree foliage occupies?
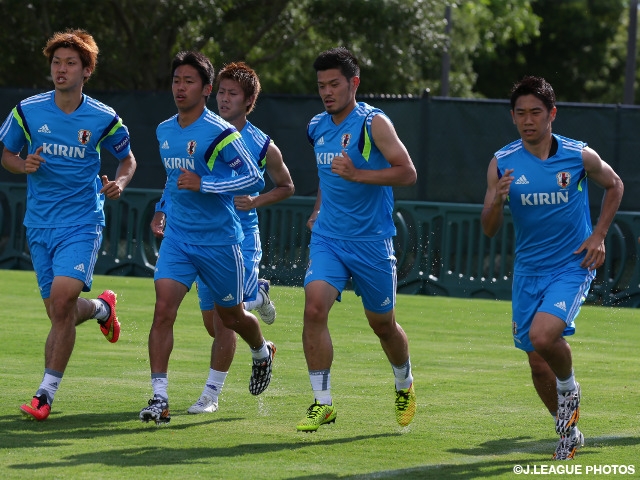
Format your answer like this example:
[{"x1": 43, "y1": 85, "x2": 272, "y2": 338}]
[
  {"x1": 472, "y1": 0, "x2": 628, "y2": 102},
  {"x1": 0, "y1": 0, "x2": 636, "y2": 102}
]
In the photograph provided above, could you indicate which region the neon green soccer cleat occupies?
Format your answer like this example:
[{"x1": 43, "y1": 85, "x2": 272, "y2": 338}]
[
  {"x1": 395, "y1": 383, "x2": 416, "y2": 426},
  {"x1": 296, "y1": 401, "x2": 337, "y2": 432}
]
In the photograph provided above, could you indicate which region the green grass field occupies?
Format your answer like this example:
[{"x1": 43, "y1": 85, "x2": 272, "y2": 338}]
[{"x1": 0, "y1": 270, "x2": 638, "y2": 479}]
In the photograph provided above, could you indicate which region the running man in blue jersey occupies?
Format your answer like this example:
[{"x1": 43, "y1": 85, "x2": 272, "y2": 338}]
[
  {"x1": 0, "y1": 29, "x2": 136, "y2": 421},
  {"x1": 139, "y1": 51, "x2": 275, "y2": 425},
  {"x1": 296, "y1": 47, "x2": 417, "y2": 432},
  {"x1": 150, "y1": 61, "x2": 294, "y2": 415},
  {"x1": 481, "y1": 76, "x2": 623, "y2": 460}
]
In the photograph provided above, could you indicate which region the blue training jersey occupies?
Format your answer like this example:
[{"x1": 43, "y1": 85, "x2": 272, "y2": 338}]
[
  {"x1": 156, "y1": 119, "x2": 269, "y2": 236},
  {"x1": 306, "y1": 102, "x2": 396, "y2": 241},
  {"x1": 495, "y1": 133, "x2": 592, "y2": 275},
  {"x1": 156, "y1": 107, "x2": 264, "y2": 246},
  {"x1": 0, "y1": 91, "x2": 132, "y2": 228},
  {"x1": 235, "y1": 121, "x2": 269, "y2": 234}
]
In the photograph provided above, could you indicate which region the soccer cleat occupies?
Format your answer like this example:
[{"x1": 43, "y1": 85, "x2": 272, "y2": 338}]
[
  {"x1": 97, "y1": 290, "x2": 120, "y2": 343},
  {"x1": 187, "y1": 393, "x2": 218, "y2": 414},
  {"x1": 20, "y1": 394, "x2": 51, "y2": 421},
  {"x1": 255, "y1": 279, "x2": 276, "y2": 325},
  {"x1": 395, "y1": 383, "x2": 417, "y2": 426},
  {"x1": 553, "y1": 427, "x2": 585, "y2": 460},
  {"x1": 556, "y1": 383, "x2": 580, "y2": 435},
  {"x1": 296, "y1": 401, "x2": 337, "y2": 432},
  {"x1": 249, "y1": 341, "x2": 276, "y2": 395},
  {"x1": 139, "y1": 395, "x2": 171, "y2": 425}
]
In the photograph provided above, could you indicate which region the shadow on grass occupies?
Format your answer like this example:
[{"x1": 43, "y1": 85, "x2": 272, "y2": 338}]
[
  {"x1": 0, "y1": 412, "x2": 238, "y2": 449},
  {"x1": 6, "y1": 431, "x2": 399, "y2": 471},
  {"x1": 288, "y1": 435, "x2": 640, "y2": 480}
]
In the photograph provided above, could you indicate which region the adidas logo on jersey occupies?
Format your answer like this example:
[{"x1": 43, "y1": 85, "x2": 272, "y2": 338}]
[
  {"x1": 38, "y1": 124, "x2": 51, "y2": 133},
  {"x1": 554, "y1": 301, "x2": 567, "y2": 311},
  {"x1": 74, "y1": 263, "x2": 86, "y2": 273},
  {"x1": 222, "y1": 293, "x2": 235, "y2": 302},
  {"x1": 380, "y1": 297, "x2": 391, "y2": 307},
  {"x1": 515, "y1": 175, "x2": 529, "y2": 184},
  {"x1": 161, "y1": 140, "x2": 170, "y2": 149},
  {"x1": 317, "y1": 136, "x2": 325, "y2": 146}
]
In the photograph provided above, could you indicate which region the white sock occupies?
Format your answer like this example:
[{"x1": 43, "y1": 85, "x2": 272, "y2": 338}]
[
  {"x1": 91, "y1": 298, "x2": 110, "y2": 322},
  {"x1": 310, "y1": 369, "x2": 331, "y2": 405},
  {"x1": 36, "y1": 369, "x2": 63, "y2": 405},
  {"x1": 391, "y1": 358, "x2": 413, "y2": 390},
  {"x1": 151, "y1": 373, "x2": 168, "y2": 400},
  {"x1": 204, "y1": 369, "x2": 227, "y2": 401},
  {"x1": 556, "y1": 371, "x2": 577, "y2": 394},
  {"x1": 244, "y1": 298, "x2": 262, "y2": 311},
  {"x1": 250, "y1": 340, "x2": 268, "y2": 360}
]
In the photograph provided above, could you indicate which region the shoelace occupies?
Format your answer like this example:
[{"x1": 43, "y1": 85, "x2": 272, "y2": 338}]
[
  {"x1": 396, "y1": 391, "x2": 410, "y2": 411},
  {"x1": 306, "y1": 403, "x2": 327, "y2": 419}
]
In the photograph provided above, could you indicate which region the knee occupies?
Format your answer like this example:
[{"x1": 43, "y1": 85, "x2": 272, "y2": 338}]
[
  {"x1": 47, "y1": 296, "x2": 77, "y2": 323},
  {"x1": 367, "y1": 314, "x2": 396, "y2": 340},
  {"x1": 303, "y1": 301, "x2": 329, "y2": 325},
  {"x1": 529, "y1": 329, "x2": 554, "y2": 353}
]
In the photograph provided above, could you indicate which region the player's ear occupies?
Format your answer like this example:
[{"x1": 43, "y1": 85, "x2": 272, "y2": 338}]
[
  {"x1": 203, "y1": 84, "x2": 213, "y2": 97},
  {"x1": 352, "y1": 76, "x2": 360, "y2": 89}
]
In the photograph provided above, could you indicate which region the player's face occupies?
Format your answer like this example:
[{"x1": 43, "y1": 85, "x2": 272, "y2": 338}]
[
  {"x1": 172, "y1": 64, "x2": 212, "y2": 113},
  {"x1": 216, "y1": 78, "x2": 251, "y2": 126},
  {"x1": 317, "y1": 68, "x2": 359, "y2": 123},
  {"x1": 50, "y1": 47, "x2": 91, "y2": 93},
  {"x1": 511, "y1": 94, "x2": 556, "y2": 146}
]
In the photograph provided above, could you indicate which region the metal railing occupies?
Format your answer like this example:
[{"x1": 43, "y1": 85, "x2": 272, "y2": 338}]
[{"x1": 2, "y1": 184, "x2": 639, "y2": 307}]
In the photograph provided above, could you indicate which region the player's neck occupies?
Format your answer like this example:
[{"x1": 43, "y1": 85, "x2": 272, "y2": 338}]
[
  {"x1": 53, "y1": 89, "x2": 84, "y2": 114},
  {"x1": 330, "y1": 101, "x2": 357, "y2": 126},
  {"x1": 229, "y1": 117, "x2": 247, "y2": 132},
  {"x1": 177, "y1": 105, "x2": 205, "y2": 128},
  {"x1": 523, "y1": 133, "x2": 554, "y2": 160}
]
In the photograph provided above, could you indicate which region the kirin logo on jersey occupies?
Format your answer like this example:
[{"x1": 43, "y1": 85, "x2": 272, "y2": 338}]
[
  {"x1": 186, "y1": 140, "x2": 197, "y2": 156},
  {"x1": 341, "y1": 133, "x2": 351, "y2": 149},
  {"x1": 556, "y1": 171, "x2": 571, "y2": 188},
  {"x1": 78, "y1": 129, "x2": 92, "y2": 145}
]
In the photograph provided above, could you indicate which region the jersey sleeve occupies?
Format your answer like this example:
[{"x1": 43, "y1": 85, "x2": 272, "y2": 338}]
[
  {"x1": 97, "y1": 115, "x2": 132, "y2": 160},
  {"x1": 0, "y1": 108, "x2": 28, "y2": 153}
]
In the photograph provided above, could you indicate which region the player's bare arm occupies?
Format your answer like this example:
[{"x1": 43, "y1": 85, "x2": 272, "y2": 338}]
[
  {"x1": 150, "y1": 211, "x2": 166, "y2": 239},
  {"x1": 100, "y1": 152, "x2": 137, "y2": 200},
  {"x1": 481, "y1": 159, "x2": 514, "y2": 238},
  {"x1": 573, "y1": 147, "x2": 624, "y2": 270},
  {"x1": 234, "y1": 142, "x2": 294, "y2": 211},
  {"x1": 306, "y1": 188, "x2": 322, "y2": 231},
  {"x1": 1, "y1": 146, "x2": 45, "y2": 174},
  {"x1": 331, "y1": 114, "x2": 416, "y2": 186}
]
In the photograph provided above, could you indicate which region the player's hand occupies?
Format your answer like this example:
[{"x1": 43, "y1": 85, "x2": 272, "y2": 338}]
[
  {"x1": 574, "y1": 234, "x2": 606, "y2": 270},
  {"x1": 100, "y1": 175, "x2": 123, "y2": 199},
  {"x1": 234, "y1": 195, "x2": 255, "y2": 211},
  {"x1": 494, "y1": 168, "x2": 514, "y2": 204},
  {"x1": 24, "y1": 146, "x2": 45, "y2": 174},
  {"x1": 331, "y1": 149, "x2": 357, "y2": 181},
  {"x1": 178, "y1": 168, "x2": 201, "y2": 191},
  {"x1": 150, "y1": 211, "x2": 166, "y2": 239},
  {"x1": 306, "y1": 211, "x2": 318, "y2": 231}
]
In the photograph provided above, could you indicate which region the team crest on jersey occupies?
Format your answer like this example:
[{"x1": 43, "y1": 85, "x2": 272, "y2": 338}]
[
  {"x1": 341, "y1": 133, "x2": 351, "y2": 148},
  {"x1": 78, "y1": 129, "x2": 92, "y2": 145},
  {"x1": 187, "y1": 140, "x2": 197, "y2": 156},
  {"x1": 556, "y1": 171, "x2": 571, "y2": 188}
]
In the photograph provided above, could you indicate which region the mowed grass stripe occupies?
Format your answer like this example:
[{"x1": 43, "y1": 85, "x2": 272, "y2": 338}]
[{"x1": 0, "y1": 270, "x2": 638, "y2": 479}]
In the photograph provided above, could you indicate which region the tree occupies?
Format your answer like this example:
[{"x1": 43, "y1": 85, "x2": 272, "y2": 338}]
[
  {"x1": 472, "y1": 0, "x2": 627, "y2": 102},
  {"x1": 0, "y1": 0, "x2": 541, "y2": 97}
]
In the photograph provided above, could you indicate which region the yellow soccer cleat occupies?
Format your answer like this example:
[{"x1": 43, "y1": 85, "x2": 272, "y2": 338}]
[
  {"x1": 395, "y1": 383, "x2": 416, "y2": 426},
  {"x1": 296, "y1": 401, "x2": 337, "y2": 432}
]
